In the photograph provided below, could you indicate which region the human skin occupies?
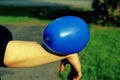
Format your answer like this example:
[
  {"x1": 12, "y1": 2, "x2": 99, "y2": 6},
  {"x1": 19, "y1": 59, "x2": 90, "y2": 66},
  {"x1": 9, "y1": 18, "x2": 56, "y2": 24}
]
[{"x1": 4, "y1": 40, "x2": 82, "y2": 80}]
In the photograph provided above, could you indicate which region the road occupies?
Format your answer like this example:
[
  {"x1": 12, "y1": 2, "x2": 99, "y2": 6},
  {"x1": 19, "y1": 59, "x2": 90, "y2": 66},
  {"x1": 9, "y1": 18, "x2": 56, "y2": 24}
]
[{"x1": 0, "y1": 25, "x2": 62, "y2": 80}]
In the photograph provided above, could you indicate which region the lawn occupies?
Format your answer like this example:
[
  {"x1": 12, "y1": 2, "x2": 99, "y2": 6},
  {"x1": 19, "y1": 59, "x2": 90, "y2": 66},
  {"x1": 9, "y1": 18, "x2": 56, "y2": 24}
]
[
  {"x1": 60, "y1": 26, "x2": 120, "y2": 80},
  {"x1": 0, "y1": 16, "x2": 119, "y2": 80},
  {"x1": 0, "y1": 16, "x2": 51, "y2": 27}
]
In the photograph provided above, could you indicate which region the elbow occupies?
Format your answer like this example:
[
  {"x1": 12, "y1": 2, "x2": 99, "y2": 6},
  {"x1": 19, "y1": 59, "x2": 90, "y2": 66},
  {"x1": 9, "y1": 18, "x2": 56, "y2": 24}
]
[
  {"x1": 4, "y1": 58, "x2": 11, "y2": 67},
  {"x1": 3, "y1": 56, "x2": 15, "y2": 67}
]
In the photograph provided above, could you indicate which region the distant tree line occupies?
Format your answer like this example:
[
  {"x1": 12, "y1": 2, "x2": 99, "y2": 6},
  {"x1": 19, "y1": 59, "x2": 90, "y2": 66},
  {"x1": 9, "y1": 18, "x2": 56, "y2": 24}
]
[{"x1": 0, "y1": 5, "x2": 93, "y2": 23}]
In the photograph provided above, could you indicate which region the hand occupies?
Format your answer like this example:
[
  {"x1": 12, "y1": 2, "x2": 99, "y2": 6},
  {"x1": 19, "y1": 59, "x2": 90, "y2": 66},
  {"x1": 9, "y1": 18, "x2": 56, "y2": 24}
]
[{"x1": 59, "y1": 54, "x2": 82, "y2": 80}]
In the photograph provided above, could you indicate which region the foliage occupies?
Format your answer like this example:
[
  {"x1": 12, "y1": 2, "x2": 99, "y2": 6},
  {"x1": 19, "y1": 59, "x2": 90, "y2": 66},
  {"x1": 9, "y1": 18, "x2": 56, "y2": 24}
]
[
  {"x1": 92, "y1": 0, "x2": 120, "y2": 27},
  {"x1": 60, "y1": 26, "x2": 120, "y2": 80}
]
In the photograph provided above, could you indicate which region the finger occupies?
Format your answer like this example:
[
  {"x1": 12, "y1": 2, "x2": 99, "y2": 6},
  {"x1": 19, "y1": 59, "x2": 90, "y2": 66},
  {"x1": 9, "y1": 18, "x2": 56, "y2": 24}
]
[
  {"x1": 73, "y1": 75, "x2": 81, "y2": 80},
  {"x1": 68, "y1": 65, "x2": 82, "y2": 80},
  {"x1": 59, "y1": 62, "x2": 65, "y2": 72},
  {"x1": 59, "y1": 59, "x2": 69, "y2": 72},
  {"x1": 73, "y1": 70, "x2": 82, "y2": 80}
]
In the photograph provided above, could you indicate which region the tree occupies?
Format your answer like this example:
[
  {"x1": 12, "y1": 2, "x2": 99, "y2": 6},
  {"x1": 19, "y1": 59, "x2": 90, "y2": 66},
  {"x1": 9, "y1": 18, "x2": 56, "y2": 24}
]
[{"x1": 92, "y1": 0, "x2": 120, "y2": 27}]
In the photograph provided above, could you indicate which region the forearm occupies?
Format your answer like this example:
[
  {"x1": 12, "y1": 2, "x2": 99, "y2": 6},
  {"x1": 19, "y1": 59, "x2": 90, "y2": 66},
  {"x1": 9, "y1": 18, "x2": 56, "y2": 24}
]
[
  {"x1": 4, "y1": 41, "x2": 69, "y2": 67},
  {"x1": 6, "y1": 53, "x2": 67, "y2": 68},
  {"x1": 6, "y1": 51, "x2": 68, "y2": 68}
]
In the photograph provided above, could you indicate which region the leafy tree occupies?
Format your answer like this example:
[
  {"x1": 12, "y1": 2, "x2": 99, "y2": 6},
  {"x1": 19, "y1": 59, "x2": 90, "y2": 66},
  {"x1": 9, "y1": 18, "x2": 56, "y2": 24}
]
[{"x1": 92, "y1": 0, "x2": 120, "y2": 27}]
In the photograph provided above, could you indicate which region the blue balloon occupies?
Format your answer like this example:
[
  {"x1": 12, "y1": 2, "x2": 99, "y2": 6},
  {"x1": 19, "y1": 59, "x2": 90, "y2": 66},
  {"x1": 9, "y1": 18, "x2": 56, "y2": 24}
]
[{"x1": 43, "y1": 16, "x2": 90, "y2": 55}]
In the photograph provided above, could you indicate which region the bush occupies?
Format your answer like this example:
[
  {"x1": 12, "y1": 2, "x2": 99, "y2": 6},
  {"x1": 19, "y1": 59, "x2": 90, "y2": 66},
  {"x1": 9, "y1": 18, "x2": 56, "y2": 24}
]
[{"x1": 92, "y1": 0, "x2": 120, "y2": 27}]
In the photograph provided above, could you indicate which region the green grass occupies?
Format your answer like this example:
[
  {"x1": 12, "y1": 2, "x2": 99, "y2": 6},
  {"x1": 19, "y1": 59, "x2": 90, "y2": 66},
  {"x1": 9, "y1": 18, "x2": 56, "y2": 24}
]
[
  {"x1": 60, "y1": 27, "x2": 120, "y2": 80},
  {"x1": 0, "y1": 16, "x2": 51, "y2": 26}
]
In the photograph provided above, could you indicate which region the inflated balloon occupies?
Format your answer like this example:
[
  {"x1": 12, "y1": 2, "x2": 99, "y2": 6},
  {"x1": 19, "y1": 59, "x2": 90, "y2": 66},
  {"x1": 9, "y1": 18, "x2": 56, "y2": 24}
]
[{"x1": 43, "y1": 16, "x2": 90, "y2": 55}]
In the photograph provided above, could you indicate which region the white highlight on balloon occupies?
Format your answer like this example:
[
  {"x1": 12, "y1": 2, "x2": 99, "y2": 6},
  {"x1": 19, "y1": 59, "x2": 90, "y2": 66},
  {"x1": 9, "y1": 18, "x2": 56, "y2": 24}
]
[{"x1": 60, "y1": 32, "x2": 71, "y2": 37}]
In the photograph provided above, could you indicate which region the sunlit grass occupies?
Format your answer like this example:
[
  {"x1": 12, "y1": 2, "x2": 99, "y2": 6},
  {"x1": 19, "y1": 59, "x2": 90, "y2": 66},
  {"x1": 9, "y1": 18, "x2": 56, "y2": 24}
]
[
  {"x1": 60, "y1": 26, "x2": 120, "y2": 80},
  {"x1": 0, "y1": 16, "x2": 51, "y2": 26}
]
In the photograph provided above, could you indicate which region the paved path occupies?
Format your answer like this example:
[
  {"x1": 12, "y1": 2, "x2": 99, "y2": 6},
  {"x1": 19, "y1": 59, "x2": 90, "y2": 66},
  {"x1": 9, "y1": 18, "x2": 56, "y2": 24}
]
[{"x1": 0, "y1": 25, "x2": 62, "y2": 80}]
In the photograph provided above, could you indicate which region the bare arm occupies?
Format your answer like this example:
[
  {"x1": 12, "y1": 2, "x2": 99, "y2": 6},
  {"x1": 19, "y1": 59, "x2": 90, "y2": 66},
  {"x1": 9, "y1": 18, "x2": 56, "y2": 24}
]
[
  {"x1": 4, "y1": 41, "x2": 69, "y2": 67},
  {"x1": 4, "y1": 40, "x2": 82, "y2": 79}
]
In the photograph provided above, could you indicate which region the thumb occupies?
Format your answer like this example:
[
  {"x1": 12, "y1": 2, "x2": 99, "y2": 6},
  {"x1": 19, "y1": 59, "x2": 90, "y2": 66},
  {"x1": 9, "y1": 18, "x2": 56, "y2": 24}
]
[{"x1": 59, "y1": 61, "x2": 66, "y2": 72}]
